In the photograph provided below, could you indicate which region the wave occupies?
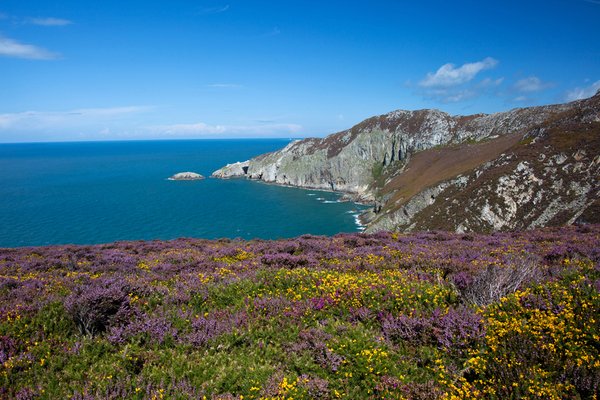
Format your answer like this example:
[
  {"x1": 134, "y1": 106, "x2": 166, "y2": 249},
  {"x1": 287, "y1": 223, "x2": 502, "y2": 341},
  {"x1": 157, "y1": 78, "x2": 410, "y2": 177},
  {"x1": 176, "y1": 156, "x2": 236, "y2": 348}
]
[{"x1": 354, "y1": 214, "x2": 366, "y2": 231}]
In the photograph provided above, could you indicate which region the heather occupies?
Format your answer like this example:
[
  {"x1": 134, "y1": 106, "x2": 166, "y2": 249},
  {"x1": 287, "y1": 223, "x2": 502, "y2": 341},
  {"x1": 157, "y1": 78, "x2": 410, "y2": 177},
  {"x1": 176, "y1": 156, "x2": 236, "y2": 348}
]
[{"x1": 0, "y1": 226, "x2": 599, "y2": 399}]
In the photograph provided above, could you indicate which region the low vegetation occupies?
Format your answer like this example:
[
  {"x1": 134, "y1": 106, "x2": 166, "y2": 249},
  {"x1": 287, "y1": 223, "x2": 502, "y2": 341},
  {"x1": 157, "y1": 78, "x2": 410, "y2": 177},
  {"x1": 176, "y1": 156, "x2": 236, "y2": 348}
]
[
  {"x1": 1, "y1": 226, "x2": 599, "y2": 399},
  {"x1": 374, "y1": 132, "x2": 522, "y2": 216}
]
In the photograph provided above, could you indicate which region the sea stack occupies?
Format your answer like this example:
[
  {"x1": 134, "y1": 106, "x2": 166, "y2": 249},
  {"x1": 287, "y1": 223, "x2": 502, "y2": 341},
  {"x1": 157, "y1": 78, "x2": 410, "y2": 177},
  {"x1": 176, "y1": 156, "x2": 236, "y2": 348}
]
[{"x1": 168, "y1": 172, "x2": 205, "y2": 180}]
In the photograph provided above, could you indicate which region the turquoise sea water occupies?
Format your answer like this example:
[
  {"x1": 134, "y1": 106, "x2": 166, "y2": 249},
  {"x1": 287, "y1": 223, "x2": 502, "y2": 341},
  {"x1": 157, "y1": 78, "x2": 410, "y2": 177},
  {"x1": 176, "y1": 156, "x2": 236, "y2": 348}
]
[{"x1": 0, "y1": 140, "x2": 368, "y2": 247}]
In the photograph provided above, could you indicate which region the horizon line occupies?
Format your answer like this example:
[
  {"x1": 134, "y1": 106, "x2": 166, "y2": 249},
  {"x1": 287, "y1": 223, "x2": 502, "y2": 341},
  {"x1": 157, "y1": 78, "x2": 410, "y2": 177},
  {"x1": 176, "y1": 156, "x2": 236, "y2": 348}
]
[{"x1": 0, "y1": 137, "x2": 304, "y2": 145}]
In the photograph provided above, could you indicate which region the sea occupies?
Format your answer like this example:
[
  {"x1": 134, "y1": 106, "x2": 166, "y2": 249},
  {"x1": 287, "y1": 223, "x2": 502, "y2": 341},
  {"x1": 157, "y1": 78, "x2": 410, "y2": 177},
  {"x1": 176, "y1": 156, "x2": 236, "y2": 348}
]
[{"x1": 0, "y1": 140, "x2": 369, "y2": 248}]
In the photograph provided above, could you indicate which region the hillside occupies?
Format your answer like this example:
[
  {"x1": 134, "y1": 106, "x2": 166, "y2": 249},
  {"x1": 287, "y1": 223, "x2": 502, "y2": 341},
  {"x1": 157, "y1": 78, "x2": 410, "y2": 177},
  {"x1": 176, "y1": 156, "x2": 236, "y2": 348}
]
[
  {"x1": 1, "y1": 226, "x2": 599, "y2": 398},
  {"x1": 212, "y1": 91, "x2": 600, "y2": 233}
]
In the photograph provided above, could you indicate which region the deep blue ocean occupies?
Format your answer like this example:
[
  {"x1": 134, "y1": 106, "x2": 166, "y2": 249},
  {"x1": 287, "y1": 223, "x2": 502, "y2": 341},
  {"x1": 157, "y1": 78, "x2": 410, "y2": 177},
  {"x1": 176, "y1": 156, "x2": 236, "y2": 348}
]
[{"x1": 0, "y1": 140, "x2": 368, "y2": 247}]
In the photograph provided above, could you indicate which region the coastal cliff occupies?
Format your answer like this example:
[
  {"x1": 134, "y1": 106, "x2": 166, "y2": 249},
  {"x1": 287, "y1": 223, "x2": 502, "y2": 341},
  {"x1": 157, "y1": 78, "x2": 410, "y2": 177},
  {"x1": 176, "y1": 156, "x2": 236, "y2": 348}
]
[{"x1": 212, "y1": 91, "x2": 600, "y2": 233}]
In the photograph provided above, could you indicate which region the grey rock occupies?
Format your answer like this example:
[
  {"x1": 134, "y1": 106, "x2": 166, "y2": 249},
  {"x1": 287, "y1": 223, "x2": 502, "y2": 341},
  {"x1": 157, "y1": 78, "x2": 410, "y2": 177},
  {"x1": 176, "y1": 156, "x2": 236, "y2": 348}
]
[
  {"x1": 211, "y1": 161, "x2": 249, "y2": 178},
  {"x1": 168, "y1": 172, "x2": 205, "y2": 180}
]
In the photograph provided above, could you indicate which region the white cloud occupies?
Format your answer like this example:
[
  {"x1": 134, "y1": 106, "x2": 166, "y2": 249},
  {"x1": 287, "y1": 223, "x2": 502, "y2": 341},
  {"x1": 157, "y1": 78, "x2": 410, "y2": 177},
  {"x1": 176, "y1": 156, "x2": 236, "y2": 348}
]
[
  {"x1": 0, "y1": 35, "x2": 58, "y2": 59},
  {"x1": 513, "y1": 76, "x2": 552, "y2": 93},
  {"x1": 0, "y1": 12, "x2": 72, "y2": 26},
  {"x1": 565, "y1": 80, "x2": 600, "y2": 101},
  {"x1": 0, "y1": 106, "x2": 152, "y2": 131},
  {"x1": 150, "y1": 122, "x2": 302, "y2": 137},
  {"x1": 28, "y1": 17, "x2": 72, "y2": 26},
  {"x1": 0, "y1": 107, "x2": 303, "y2": 141},
  {"x1": 420, "y1": 57, "x2": 498, "y2": 88}
]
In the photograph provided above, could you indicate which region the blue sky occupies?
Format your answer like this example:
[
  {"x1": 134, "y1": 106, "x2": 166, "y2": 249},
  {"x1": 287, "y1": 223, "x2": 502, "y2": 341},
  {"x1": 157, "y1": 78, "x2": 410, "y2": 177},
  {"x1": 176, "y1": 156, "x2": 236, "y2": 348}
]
[{"x1": 0, "y1": 0, "x2": 599, "y2": 142}]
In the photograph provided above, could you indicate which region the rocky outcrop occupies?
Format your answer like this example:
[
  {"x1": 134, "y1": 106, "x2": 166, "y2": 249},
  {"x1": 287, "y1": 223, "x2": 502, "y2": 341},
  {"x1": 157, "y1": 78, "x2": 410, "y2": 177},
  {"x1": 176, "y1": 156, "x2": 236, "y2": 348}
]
[
  {"x1": 211, "y1": 161, "x2": 249, "y2": 178},
  {"x1": 168, "y1": 172, "x2": 204, "y2": 180},
  {"x1": 213, "y1": 90, "x2": 600, "y2": 233}
]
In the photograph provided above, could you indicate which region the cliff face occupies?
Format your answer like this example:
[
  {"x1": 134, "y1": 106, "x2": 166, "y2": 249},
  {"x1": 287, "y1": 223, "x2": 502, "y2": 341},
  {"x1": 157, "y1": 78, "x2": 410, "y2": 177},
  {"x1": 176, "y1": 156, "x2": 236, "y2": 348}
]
[{"x1": 212, "y1": 91, "x2": 600, "y2": 233}]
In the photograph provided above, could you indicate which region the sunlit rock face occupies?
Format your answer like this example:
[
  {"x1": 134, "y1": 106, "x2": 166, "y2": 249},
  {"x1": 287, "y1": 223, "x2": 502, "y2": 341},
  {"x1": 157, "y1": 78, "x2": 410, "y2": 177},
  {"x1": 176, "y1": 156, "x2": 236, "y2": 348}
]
[{"x1": 211, "y1": 161, "x2": 249, "y2": 178}]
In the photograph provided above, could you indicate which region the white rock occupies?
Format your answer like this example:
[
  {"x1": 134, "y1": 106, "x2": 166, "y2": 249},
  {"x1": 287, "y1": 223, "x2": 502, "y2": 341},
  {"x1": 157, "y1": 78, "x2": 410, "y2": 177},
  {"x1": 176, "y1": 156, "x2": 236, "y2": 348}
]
[
  {"x1": 211, "y1": 161, "x2": 249, "y2": 178},
  {"x1": 168, "y1": 172, "x2": 204, "y2": 180}
]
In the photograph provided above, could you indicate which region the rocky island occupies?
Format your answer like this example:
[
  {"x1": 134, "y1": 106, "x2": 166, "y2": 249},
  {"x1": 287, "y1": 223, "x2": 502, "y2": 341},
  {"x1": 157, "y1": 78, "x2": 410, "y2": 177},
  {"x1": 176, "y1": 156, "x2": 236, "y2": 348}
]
[
  {"x1": 212, "y1": 90, "x2": 600, "y2": 233},
  {"x1": 168, "y1": 172, "x2": 205, "y2": 180}
]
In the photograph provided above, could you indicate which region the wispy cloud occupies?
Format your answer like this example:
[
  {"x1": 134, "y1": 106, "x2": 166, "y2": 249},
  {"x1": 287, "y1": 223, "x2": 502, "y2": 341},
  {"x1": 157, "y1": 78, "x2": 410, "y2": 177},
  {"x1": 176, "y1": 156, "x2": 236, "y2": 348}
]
[
  {"x1": 0, "y1": 35, "x2": 58, "y2": 59},
  {"x1": 0, "y1": 12, "x2": 73, "y2": 26},
  {"x1": 443, "y1": 90, "x2": 477, "y2": 103},
  {"x1": 27, "y1": 17, "x2": 73, "y2": 26},
  {"x1": 149, "y1": 121, "x2": 302, "y2": 137},
  {"x1": 513, "y1": 76, "x2": 552, "y2": 93},
  {"x1": 420, "y1": 57, "x2": 498, "y2": 88},
  {"x1": 478, "y1": 77, "x2": 504, "y2": 88},
  {"x1": 583, "y1": 0, "x2": 600, "y2": 5},
  {"x1": 416, "y1": 58, "x2": 502, "y2": 103},
  {"x1": 0, "y1": 106, "x2": 152, "y2": 131},
  {"x1": 565, "y1": 80, "x2": 600, "y2": 101},
  {"x1": 206, "y1": 83, "x2": 243, "y2": 88},
  {"x1": 198, "y1": 5, "x2": 230, "y2": 15}
]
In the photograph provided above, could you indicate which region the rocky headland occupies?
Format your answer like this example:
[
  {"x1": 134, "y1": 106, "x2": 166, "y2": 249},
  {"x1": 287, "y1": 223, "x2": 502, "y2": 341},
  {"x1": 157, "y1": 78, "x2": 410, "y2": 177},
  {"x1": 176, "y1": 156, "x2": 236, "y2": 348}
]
[
  {"x1": 211, "y1": 161, "x2": 249, "y2": 178},
  {"x1": 212, "y1": 91, "x2": 600, "y2": 233}
]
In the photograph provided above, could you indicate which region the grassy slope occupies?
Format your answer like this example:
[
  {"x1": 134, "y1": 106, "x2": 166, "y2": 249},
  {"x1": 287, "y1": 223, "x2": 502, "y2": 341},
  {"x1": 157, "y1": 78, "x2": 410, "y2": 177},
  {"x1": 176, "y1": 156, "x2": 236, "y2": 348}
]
[{"x1": 375, "y1": 133, "x2": 523, "y2": 215}]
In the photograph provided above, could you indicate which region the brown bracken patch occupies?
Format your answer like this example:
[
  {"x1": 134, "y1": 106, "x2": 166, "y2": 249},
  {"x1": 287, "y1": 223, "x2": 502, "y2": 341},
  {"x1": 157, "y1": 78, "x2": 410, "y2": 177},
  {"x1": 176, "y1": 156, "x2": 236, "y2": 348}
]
[{"x1": 379, "y1": 133, "x2": 524, "y2": 214}]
